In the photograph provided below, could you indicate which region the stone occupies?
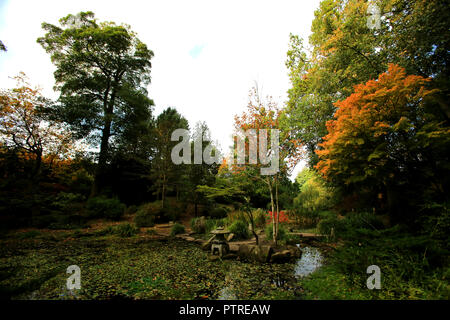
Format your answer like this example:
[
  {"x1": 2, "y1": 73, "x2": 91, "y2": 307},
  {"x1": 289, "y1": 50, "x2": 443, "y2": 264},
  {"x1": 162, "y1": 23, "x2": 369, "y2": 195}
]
[
  {"x1": 289, "y1": 246, "x2": 302, "y2": 259},
  {"x1": 226, "y1": 233, "x2": 234, "y2": 242},
  {"x1": 270, "y1": 250, "x2": 292, "y2": 263},
  {"x1": 207, "y1": 255, "x2": 221, "y2": 262},
  {"x1": 201, "y1": 235, "x2": 216, "y2": 251},
  {"x1": 222, "y1": 253, "x2": 237, "y2": 260},
  {"x1": 236, "y1": 244, "x2": 273, "y2": 263}
]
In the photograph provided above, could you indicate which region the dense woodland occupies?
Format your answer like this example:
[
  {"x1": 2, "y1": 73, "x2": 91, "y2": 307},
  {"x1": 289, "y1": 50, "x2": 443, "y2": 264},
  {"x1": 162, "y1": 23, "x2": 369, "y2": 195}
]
[{"x1": 0, "y1": 0, "x2": 449, "y2": 300}]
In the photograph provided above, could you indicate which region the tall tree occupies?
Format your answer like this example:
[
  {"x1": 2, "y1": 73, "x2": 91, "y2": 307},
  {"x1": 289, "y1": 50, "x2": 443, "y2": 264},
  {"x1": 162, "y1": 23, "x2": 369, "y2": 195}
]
[
  {"x1": 285, "y1": 0, "x2": 450, "y2": 166},
  {"x1": 152, "y1": 107, "x2": 189, "y2": 207},
  {"x1": 37, "y1": 11, "x2": 154, "y2": 195},
  {"x1": 233, "y1": 87, "x2": 303, "y2": 244},
  {"x1": 188, "y1": 121, "x2": 220, "y2": 216},
  {"x1": 315, "y1": 64, "x2": 449, "y2": 220}
]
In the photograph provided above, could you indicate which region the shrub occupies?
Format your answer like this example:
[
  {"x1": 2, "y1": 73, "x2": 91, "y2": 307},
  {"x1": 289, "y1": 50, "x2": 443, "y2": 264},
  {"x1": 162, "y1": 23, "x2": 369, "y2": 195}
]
[
  {"x1": 95, "y1": 226, "x2": 115, "y2": 236},
  {"x1": 86, "y1": 196, "x2": 125, "y2": 220},
  {"x1": 114, "y1": 223, "x2": 139, "y2": 237},
  {"x1": 344, "y1": 211, "x2": 385, "y2": 230},
  {"x1": 52, "y1": 192, "x2": 85, "y2": 213},
  {"x1": 162, "y1": 205, "x2": 181, "y2": 221},
  {"x1": 228, "y1": 220, "x2": 250, "y2": 240},
  {"x1": 265, "y1": 223, "x2": 288, "y2": 242},
  {"x1": 170, "y1": 223, "x2": 185, "y2": 236},
  {"x1": 227, "y1": 210, "x2": 247, "y2": 224},
  {"x1": 209, "y1": 206, "x2": 229, "y2": 219},
  {"x1": 126, "y1": 205, "x2": 138, "y2": 215},
  {"x1": 317, "y1": 216, "x2": 346, "y2": 236},
  {"x1": 252, "y1": 208, "x2": 267, "y2": 228},
  {"x1": 191, "y1": 217, "x2": 206, "y2": 234},
  {"x1": 134, "y1": 204, "x2": 157, "y2": 228}
]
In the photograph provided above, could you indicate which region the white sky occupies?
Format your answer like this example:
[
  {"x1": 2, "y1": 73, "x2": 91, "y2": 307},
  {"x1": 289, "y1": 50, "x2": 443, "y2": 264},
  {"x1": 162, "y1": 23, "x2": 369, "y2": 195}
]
[{"x1": 0, "y1": 0, "x2": 321, "y2": 178}]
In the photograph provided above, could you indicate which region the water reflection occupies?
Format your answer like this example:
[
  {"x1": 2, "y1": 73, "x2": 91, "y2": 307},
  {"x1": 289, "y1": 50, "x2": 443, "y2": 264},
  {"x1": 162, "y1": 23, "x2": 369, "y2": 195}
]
[
  {"x1": 217, "y1": 246, "x2": 323, "y2": 299},
  {"x1": 294, "y1": 246, "x2": 323, "y2": 277}
]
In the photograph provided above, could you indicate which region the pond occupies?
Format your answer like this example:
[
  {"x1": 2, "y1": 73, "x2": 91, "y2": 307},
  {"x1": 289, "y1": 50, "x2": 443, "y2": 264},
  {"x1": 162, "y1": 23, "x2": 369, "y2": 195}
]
[
  {"x1": 294, "y1": 246, "x2": 324, "y2": 278},
  {"x1": 218, "y1": 245, "x2": 324, "y2": 300}
]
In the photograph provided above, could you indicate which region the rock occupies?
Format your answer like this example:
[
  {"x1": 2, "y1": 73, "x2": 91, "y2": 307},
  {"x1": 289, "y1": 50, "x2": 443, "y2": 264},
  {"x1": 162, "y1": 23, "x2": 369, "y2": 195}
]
[
  {"x1": 201, "y1": 235, "x2": 216, "y2": 251},
  {"x1": 207, "y1": 255, "x2": 221, "y2": 262},
  {"x1": 288, "y1": 246, "x2": 302, "y2": 259},
  {"x1": 270, "y1": 250, "x2": 292, "y2": 263},
  {"x1": 222, "y1": 253, "x2": 237, "y2": 260},
  {"x1": 237, "y1": 244, "x2": 273, "y2": 263},
  {"x1": 202, "y1": 242, "x2": 212, "y2": 251},
  {"x1": 226, "y1": 233, "x2": 234, "y2": 242}
]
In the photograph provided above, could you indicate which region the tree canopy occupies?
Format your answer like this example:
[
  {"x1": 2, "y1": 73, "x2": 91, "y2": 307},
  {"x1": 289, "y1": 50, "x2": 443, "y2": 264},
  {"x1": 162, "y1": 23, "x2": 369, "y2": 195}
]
[{"x1": 37, "y1": 11, "x2": 154, "y2": 195}]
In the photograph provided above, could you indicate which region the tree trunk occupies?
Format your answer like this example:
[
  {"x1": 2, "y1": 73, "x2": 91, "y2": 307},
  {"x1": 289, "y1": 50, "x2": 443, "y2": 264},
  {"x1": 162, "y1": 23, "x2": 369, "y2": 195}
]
[
  {"x1": 161, "y1": 174, "x2": 166, "y2": 208},
  {"x1": 267, "y1": 177, "x2": 277, "y2": 246},
  {"x1": 91, "y1": 118, "x2": 112, "y2": 197},
  {"x1": 275, "y1": 175, "x2": 279, "y2": 242}
]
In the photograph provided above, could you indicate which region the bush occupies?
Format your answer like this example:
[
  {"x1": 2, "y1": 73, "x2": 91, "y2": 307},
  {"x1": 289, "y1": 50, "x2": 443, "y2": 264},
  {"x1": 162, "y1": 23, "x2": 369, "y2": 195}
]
[
  {"x1": 227, "y1": 210, "x2": 248, "y2": 224},
  {"x1": 191, "y1": 217, "x2": 225, "y2": 234},
  {"x1": 252, "y1": 208, "x2": 267, "y2": 227},
  {"x1": 114, "y1": 223, "x2": 139, "y2": 237},
  {"x1": 134, "y1": 204, "x2": 158, "y2": 228},
  {"x1": 209, "y1": 206, "x2": 229, "y2": 219},
  {"x1": 228, "y1": 220, "x2": 250, "y2": 240},
  {"x1": 170, "y1": 223, "x2": 185, "y2": 236},
  {"x1": 265, "y1": 223, "x2": 289, "y2": 242},
  {"x1": 52, "y1": 192, "x2": 85, "y2": 213},
  {"x1": 86, "y1": 196, "x2": 125, "y2": 220},
  {"x1": 126, "y1": 205, "x2": 138, "y2": 215},
  {"x1": 162, "y1": 205, "x2": 181, "y2": 221},
  {"x1": 191, "y1": 217, "x2": 206, "y2": 233},
  {"x1": 317, "y1": 216, "x2": 346, "y2": 236},
  {"x1": 344, "y1": 211, "x2": 385, "y2": 230}
]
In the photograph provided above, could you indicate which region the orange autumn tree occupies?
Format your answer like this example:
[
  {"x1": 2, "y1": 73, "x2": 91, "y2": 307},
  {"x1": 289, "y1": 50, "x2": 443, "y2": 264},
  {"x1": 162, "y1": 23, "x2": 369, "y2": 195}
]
[
  {"x1": 232, "y1": 87, "x2": 303, "y2": 244},
  {"x1": 315, "y1": 64, "x2": 448, "y2": 216},
  {"x1": 0, "y1": 73, "x2": 74, "y2": 179}
]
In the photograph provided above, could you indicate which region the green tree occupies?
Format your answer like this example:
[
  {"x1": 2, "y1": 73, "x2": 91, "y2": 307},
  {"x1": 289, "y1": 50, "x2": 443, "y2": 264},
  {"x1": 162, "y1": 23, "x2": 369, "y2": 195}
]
[
  {"x1": 188, "y1": 121, "x2": 220, "y2": 216},
  {"x1": 37, "y1": 11, "x2": 154, "y2": 195},
  {"x1": 152, "y1": 107, "x2": 189, "y2": 207},
  {"x1": 284, "y1": 0, "x2": 450, "y2": 166},
  {"x1": 0, "y1": 40, "x2": 6, "y2": 51}
]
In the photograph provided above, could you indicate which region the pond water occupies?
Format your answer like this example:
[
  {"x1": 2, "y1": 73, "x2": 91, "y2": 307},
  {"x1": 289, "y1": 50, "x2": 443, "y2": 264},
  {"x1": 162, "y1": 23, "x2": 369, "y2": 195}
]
[
  {"x1": 218, "y1": 246, "x2": 324, "y2": 300},
  {"x1": 294, "y1": 246, "x2": 324, "y2": 278}
]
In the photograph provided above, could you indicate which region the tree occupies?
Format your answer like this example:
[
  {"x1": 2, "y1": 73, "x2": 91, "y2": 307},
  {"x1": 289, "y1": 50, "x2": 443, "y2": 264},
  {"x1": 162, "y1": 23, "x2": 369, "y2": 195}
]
[
  {"x1": 37, "y1": 11, "x2": 154, "y2": 195},
  {"x1": 0, "y1": 40, "x2": 6, "y2": 51},
  {"x1": 0, "y1": 73, "x2": 73, "y2": 179},
  {"x1": 233, "y1": 87, "x2": 303, "y2": 244},
  {"x1": 315, "y1": 64, "x2": 449, "y2": 220},
  {"x1": 152, "y1": 107, "x2": 189, "y2": 207},
  {"x1": 293, "y1": 167, "x2": 333, "y2": 224},
  {"x1": 284, "y1": 0, "x2": 450, "y2": 166},
  {"x1": 188, "y1": 121, "x2": 220, "y2": 216}
]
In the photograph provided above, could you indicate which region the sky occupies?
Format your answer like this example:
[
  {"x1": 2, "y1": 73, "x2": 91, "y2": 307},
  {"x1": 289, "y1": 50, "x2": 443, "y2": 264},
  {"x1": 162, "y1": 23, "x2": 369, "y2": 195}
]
[{"x1": 0, "y1": 0, "x2": 322, "y2": 179}]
